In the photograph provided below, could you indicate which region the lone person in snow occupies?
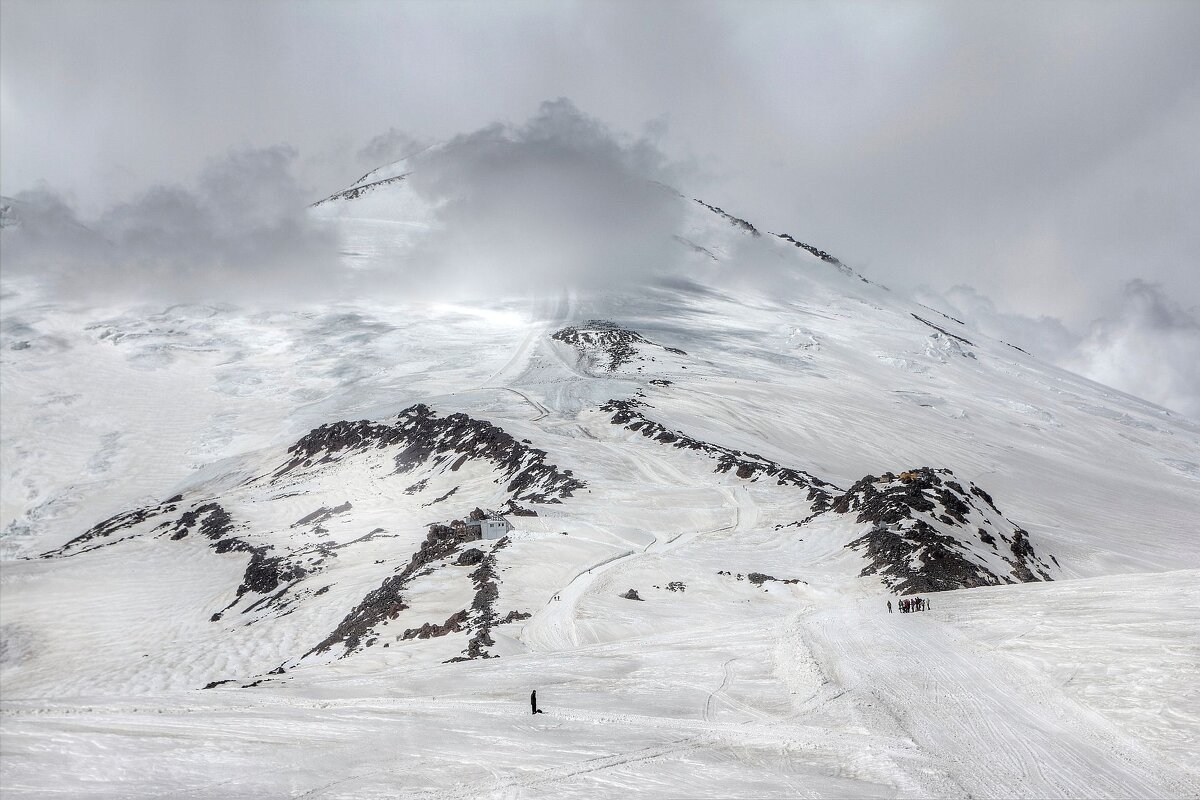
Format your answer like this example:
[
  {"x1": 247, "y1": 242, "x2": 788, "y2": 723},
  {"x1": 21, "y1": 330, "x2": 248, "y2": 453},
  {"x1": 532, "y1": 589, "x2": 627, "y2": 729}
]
[
  {"x1": 887, "y1": 600, "x2": 892, "y2": 613},
  {"x1": 530, "y1": 690, "x2": 543, "y2": 715}
]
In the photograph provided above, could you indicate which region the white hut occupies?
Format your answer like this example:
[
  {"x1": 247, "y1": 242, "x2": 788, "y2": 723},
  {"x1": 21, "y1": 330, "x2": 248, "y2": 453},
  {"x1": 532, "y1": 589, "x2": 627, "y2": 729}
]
[{"x1": 480, "y1": 517, "x2": 512, "y2": 540}]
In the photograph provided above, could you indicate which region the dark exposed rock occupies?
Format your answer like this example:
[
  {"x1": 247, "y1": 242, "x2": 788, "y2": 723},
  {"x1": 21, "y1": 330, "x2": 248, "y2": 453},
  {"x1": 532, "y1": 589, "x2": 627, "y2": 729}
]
[
  {"x1": 424, "y1": 487, "x2": 458, "y2": 506},
  {"x1": 310, "y1": 173, "x2": 408, "y2": 206},
  {"x1": 772, "y1": 232, "x2": 872, "y2": 283},
  {"x1": 666, "y1": 581, "x2": 686, "y2": 592},
  {"x1": 831, "y1": 467, "x2": 1056, "y2": 594},
  {"x1": 620, "y1": 589, "x2": 643, "y2": 601},
  {"x1": 402, "y1": 610, "x2": 468, "y2": 640},
  {"x1": 970, "y1": 484, "x2": 999, "y2": 512},
  {"x1": 234, "y1": 544, "x2": 306, "y2": 599},
  {"x1": 448, "y1": 537, "x2": 511, "y2": 662},
  {"x1": 911, "y1": 314, "x2": 975, "y2": 348},
  {"x1": 747, "y1": 572, "x2": 802, "y2": 586},
  {"x1": 455, "y1": 548, "x2": 485, "y2": 566},
  {"x1": 505, "y1": 502, "x2": 538, "y2": 517},
  {"x1": 307, "y1": 522, "x2": 480, "y2": 656},
  {"x1": 41, "y1": 495, "x2": 181, "y2": 556},
  {"x1": 172, "y1": 502, "x2": 234, "y2": 540},
  {"x1": 693, "y1": 199, "x2": 760, "y2": 236},
  {"x1": 275, "y1": 404, "x2": 585, "y2": 505},
  {"x1": 500, "y1": 610, "x2": 532, "y2": 623},
  {"x1": 192, "y1": 507, "x2": 309, "y2": 618},
  {"x1": 551, "y1": 320, "x2": 687, "y2": 372},
  {"x1": 291, "y1": 502, "x2": 352, "y2": 528},
  {"x1": 601, "y1": 398, "x2": 834, "y2": 508},
  {"x1": 849, "y1": 520, "x2": 1005, "y2": 594},
  {"x1": 772, "y1": 233, "x2": 842, "y2": 265},
  {"x1": 51, "y1": 497, "x2": 311, "y2": 622},
  {"x1": 673, "y1": 234, "x2": 720, "y2": 261}
]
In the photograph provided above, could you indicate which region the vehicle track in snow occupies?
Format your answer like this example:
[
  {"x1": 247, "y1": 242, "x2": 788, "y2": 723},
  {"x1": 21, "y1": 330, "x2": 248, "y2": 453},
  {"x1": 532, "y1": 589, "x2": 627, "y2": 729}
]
[
  {"x1": 703, "y1": 658, "x2": 737, "y2": 722},
  {"x1": 799, "y1": 600, "x2": 1200, "y2": 798},
  {"x1": 520, "y1": 462, "x2": 754, "y2": 653}
]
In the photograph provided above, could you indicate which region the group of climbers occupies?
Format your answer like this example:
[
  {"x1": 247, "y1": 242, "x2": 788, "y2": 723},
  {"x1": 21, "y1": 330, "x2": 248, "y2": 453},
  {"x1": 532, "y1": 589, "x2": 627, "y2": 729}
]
[{"x1": 887, "y1": 597, "x2": 930, "y2": 613}]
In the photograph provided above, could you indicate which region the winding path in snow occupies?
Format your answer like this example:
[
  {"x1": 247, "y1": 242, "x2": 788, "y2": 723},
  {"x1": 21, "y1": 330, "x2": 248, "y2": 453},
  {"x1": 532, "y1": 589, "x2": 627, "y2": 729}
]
[
  {"x1": 521, "y1": 482, "x2": 755, "y2": 652},
  {"x1": 798, "y1": 600, "x2": 1200, "y2": 798}
]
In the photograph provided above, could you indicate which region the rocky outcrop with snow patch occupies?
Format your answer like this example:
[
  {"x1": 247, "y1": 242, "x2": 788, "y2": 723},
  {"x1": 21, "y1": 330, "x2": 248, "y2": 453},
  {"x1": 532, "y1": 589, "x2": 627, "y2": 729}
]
[
  {"x1": 277, "y1": 403, "x2": 585, "y2": 504},
  {"x1": 551, "y1": 320, "x2": 686, "y2": 373},
  {"x1": 830, "y1": 467, "x2": 1058, "y2": 593}
]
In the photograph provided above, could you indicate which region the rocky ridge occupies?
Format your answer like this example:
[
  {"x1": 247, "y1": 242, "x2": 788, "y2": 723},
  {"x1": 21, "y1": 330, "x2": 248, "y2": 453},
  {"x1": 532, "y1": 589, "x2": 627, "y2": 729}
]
[{"x1": 601, "y1": 397, "x2": 835, "y2": 508}]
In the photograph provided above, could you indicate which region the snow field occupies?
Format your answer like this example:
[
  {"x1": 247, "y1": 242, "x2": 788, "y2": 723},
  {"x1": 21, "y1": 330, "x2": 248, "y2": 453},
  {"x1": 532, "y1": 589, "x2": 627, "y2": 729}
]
[{"x1": 4, "y1": 167, "x2": 1200, "y2": 797}]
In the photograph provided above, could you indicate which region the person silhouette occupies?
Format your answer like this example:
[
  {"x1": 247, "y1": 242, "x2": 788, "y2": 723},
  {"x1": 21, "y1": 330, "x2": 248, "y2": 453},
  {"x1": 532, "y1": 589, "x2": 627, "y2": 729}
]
[{"x1": 530, "y1": 690, "x2": 544, "y2": 715}]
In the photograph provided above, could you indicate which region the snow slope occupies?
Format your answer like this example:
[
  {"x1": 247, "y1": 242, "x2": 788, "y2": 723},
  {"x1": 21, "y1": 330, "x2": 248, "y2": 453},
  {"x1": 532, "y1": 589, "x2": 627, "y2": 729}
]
[{"x1": 2, "y1": 163, "x2": 1198, "y2": 798}]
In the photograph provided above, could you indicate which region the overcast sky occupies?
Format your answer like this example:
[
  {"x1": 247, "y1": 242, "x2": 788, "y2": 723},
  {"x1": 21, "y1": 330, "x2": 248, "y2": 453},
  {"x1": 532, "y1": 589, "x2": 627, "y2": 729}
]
[{"x1": 2, "y1": 0, "x2": 1198, "y2": 414}]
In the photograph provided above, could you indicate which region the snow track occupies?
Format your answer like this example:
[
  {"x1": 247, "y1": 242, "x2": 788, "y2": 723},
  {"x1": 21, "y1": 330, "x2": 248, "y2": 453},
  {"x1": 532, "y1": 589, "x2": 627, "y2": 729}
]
[{"x1": 800, "y1": 598, "x2": 1200, "y2": 798}]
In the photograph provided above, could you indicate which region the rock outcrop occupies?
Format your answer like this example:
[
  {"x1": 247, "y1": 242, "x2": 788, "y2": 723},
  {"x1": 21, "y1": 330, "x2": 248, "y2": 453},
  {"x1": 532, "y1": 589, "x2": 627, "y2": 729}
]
[{"x1": 830, "y1": 467, "x2": 1057, "y2": 593}]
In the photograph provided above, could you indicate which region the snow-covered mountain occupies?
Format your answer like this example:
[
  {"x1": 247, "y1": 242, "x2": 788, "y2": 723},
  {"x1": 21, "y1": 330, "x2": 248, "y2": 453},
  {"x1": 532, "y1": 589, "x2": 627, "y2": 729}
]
[{"x1": 2, "y1": 153, "x2": 1198, "y2": 798}]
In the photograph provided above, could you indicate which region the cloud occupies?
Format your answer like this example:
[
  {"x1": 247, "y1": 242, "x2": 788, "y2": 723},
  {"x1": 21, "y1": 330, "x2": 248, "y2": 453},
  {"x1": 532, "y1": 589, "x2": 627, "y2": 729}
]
[
  {"x1": 1065, "y1": 281, "x2": 1200, "y2": 419},
  {"x1": 396, "y1": 98, "x2": 694, "y2": 298},
  {"x1": 1, "y1": 102, "x2": 706, "y2": 305},
  {"x1": 3, "y1": 2, "x2": 1197, "y2": 325},
  {"x1": 1, "y1": 146, "x2": 340, "y2": 304},
  {"x1": 916, "y1": 284, "x2": 1079, "y2": 359},
  {"x1": 355, "y1": 128, "x2": 427, "y2": 170},
  {"x1": 918, "y1": 282, "x2": 1200, "y2": 419}
]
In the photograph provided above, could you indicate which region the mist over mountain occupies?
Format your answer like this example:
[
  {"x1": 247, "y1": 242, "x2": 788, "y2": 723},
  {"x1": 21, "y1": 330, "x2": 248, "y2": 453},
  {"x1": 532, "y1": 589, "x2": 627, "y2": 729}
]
[{"x1": 5, "y1": 96, "x2": 1198, "y2": 416}]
